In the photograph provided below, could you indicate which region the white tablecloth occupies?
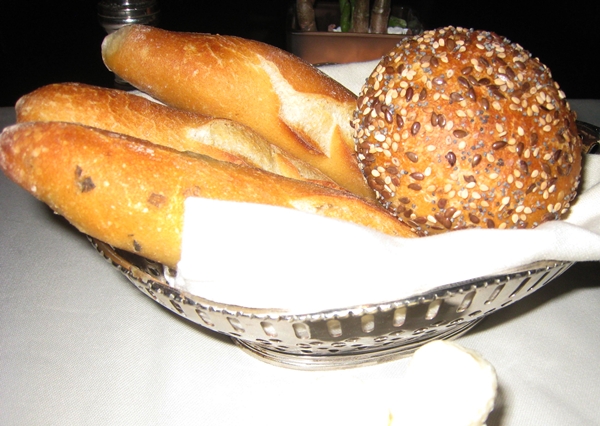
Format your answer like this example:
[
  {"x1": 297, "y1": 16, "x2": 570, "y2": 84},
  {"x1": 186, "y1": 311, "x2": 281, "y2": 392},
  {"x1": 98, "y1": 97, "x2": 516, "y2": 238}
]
[{"x1": 1, "y1": 102, "x2": 599, "y2": 425}]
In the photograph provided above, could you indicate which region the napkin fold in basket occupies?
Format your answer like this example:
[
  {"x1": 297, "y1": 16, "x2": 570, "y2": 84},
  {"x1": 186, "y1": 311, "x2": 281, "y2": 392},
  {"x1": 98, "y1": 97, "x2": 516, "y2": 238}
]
[{"x1": 174, "y1": 62, "x2": 600, "y2": 313}]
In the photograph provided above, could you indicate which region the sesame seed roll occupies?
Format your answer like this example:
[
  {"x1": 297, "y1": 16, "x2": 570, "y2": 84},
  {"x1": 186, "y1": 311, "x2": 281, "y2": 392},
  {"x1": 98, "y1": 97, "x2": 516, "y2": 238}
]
[{"x1": 352, "y1": 26, "x2": 582, "y2": 235}]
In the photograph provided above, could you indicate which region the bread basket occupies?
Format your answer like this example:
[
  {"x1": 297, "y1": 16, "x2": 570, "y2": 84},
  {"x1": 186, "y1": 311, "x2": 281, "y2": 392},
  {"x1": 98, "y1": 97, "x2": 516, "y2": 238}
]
[
  {"x1": 88, "y1": 121, "x2": 597, "y2": 370},
  {"x1": 89, "y1": 237, "x2": 569, "y2": 370}
]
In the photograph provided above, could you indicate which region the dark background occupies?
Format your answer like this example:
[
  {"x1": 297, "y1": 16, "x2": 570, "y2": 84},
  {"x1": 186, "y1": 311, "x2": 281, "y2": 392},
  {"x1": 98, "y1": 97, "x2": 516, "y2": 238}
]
[{"x1": 1, "y1": 0, "x2": 598, "y2": 107}]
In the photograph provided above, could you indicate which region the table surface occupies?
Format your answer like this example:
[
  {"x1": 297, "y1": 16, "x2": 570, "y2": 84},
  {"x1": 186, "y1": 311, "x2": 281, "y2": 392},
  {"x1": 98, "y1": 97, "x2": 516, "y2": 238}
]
[{"x1": 1, "y1": 102, "x2": 600, "y2": 426}]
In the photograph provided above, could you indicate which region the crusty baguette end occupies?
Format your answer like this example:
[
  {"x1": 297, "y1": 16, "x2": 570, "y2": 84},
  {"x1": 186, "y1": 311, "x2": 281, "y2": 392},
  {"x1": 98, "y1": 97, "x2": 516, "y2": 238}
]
[
  {"x1": 101, "y1": 25, "x2": 375, "y2": 199},
  {"x1": 0, "y1": 122, "x2": 416, "y2": 268}
]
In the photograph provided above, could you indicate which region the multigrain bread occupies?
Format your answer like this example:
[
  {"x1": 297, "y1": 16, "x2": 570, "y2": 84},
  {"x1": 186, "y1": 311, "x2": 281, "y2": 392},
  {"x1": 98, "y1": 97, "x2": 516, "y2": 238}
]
[
  {"x1": 15, "y1": 82, "x2": 334, "y2": 184},
  {"x1": 101, "y1": 24, "x2": 375, "y2": 199},
  {"x1": 0, "y1": 122, "x2": 416, "y2": 268},
  {"x1": 353, "y1": 26, "x2": 582, "y2": 234}
]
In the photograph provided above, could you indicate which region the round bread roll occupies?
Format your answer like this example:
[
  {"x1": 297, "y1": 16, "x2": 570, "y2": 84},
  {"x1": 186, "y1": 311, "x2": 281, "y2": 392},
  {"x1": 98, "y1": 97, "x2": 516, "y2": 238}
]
[{"x1": 352, "y1": 26, "x2": 583, "y2": 235}]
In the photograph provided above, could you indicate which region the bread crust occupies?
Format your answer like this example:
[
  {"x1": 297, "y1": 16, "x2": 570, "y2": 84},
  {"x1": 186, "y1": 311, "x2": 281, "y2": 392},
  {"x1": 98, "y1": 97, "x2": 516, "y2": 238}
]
[
  {"x1": 101, "y1": 25, "x2": 374, "y2": 199},
  {"x1": 0, "y1": 122, "x2": 415, "y2": 268},
  {"x1": 16, "y1": 82, "x2": 334, "y2": 184}
]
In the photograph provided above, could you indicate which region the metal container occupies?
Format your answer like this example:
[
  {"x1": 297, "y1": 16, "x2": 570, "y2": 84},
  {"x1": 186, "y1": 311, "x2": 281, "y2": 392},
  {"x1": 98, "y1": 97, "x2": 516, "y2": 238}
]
[
  {"x1": 97, "y1": 0, "x2": 160, "y2": 34},
  {"x1": 90, "y1": 237, "x2": 572, "y2": 370},
  {"x1": 97, "y1": 0, "x2": 161, "y2": 89},
  {"x1": 286, "y1": 1, "x2": 417, "y2": 65}
]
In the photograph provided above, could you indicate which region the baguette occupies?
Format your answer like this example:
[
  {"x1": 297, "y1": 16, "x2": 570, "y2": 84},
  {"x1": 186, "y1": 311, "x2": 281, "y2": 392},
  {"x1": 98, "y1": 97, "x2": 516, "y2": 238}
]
[
  {"x1": 16, "y1": 83, "x2": 333, "y2": 184},
  {"x1": 101, "y1": 25, "x2": 375, "y2": 199},
  {"x1": 0, "y1": 122, "x2": 416, "y2": 268}
]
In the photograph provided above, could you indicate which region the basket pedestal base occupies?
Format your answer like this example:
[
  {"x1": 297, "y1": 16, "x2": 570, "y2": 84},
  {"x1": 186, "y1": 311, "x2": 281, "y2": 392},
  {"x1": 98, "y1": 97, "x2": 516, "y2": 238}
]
[{"x1": 233, "y1": 318, "x2": 483, "y2": 370}]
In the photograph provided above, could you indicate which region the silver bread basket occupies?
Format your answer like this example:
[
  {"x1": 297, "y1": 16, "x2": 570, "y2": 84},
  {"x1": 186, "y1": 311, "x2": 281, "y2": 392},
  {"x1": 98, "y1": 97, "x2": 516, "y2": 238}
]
[
  {"x1": 90, "y1": 121, "x2": 597, "y2": 370},
  {"x1": 91, "y1": 237, "x2": 571, "y2": 370}
]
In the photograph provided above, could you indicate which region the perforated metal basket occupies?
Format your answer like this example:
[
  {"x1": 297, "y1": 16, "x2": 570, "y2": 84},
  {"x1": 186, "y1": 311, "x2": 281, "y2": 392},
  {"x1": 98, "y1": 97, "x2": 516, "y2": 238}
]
[{"x1": 90, "y1": 237, "x2": 572, "y2": 370}]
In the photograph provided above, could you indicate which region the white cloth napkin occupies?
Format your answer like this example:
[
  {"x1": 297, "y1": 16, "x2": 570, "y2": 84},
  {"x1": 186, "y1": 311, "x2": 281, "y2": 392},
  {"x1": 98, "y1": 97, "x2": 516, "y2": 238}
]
[
  {"x1": 174, "y1": 63, "x2": 600, "y2": 313},
  {"x1": 318, "y1": 60, "x2": 380, "y2": 95}
]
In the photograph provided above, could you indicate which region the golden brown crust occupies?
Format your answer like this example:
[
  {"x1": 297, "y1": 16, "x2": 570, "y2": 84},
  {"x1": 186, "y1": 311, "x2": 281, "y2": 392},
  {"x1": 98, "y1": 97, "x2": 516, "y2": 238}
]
[
  {"x1": 353, "y1": 26, "x2": 582, "y2": 234},
  {"x1": 101, "y1": 25, "x2": 374, "y2": 199},
  {"x1": 15, "y1": 82, "x2": 334, "y2": 184},
  {"x1": 0, "y1": 122, "x2": 415, "y2": 268}
]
